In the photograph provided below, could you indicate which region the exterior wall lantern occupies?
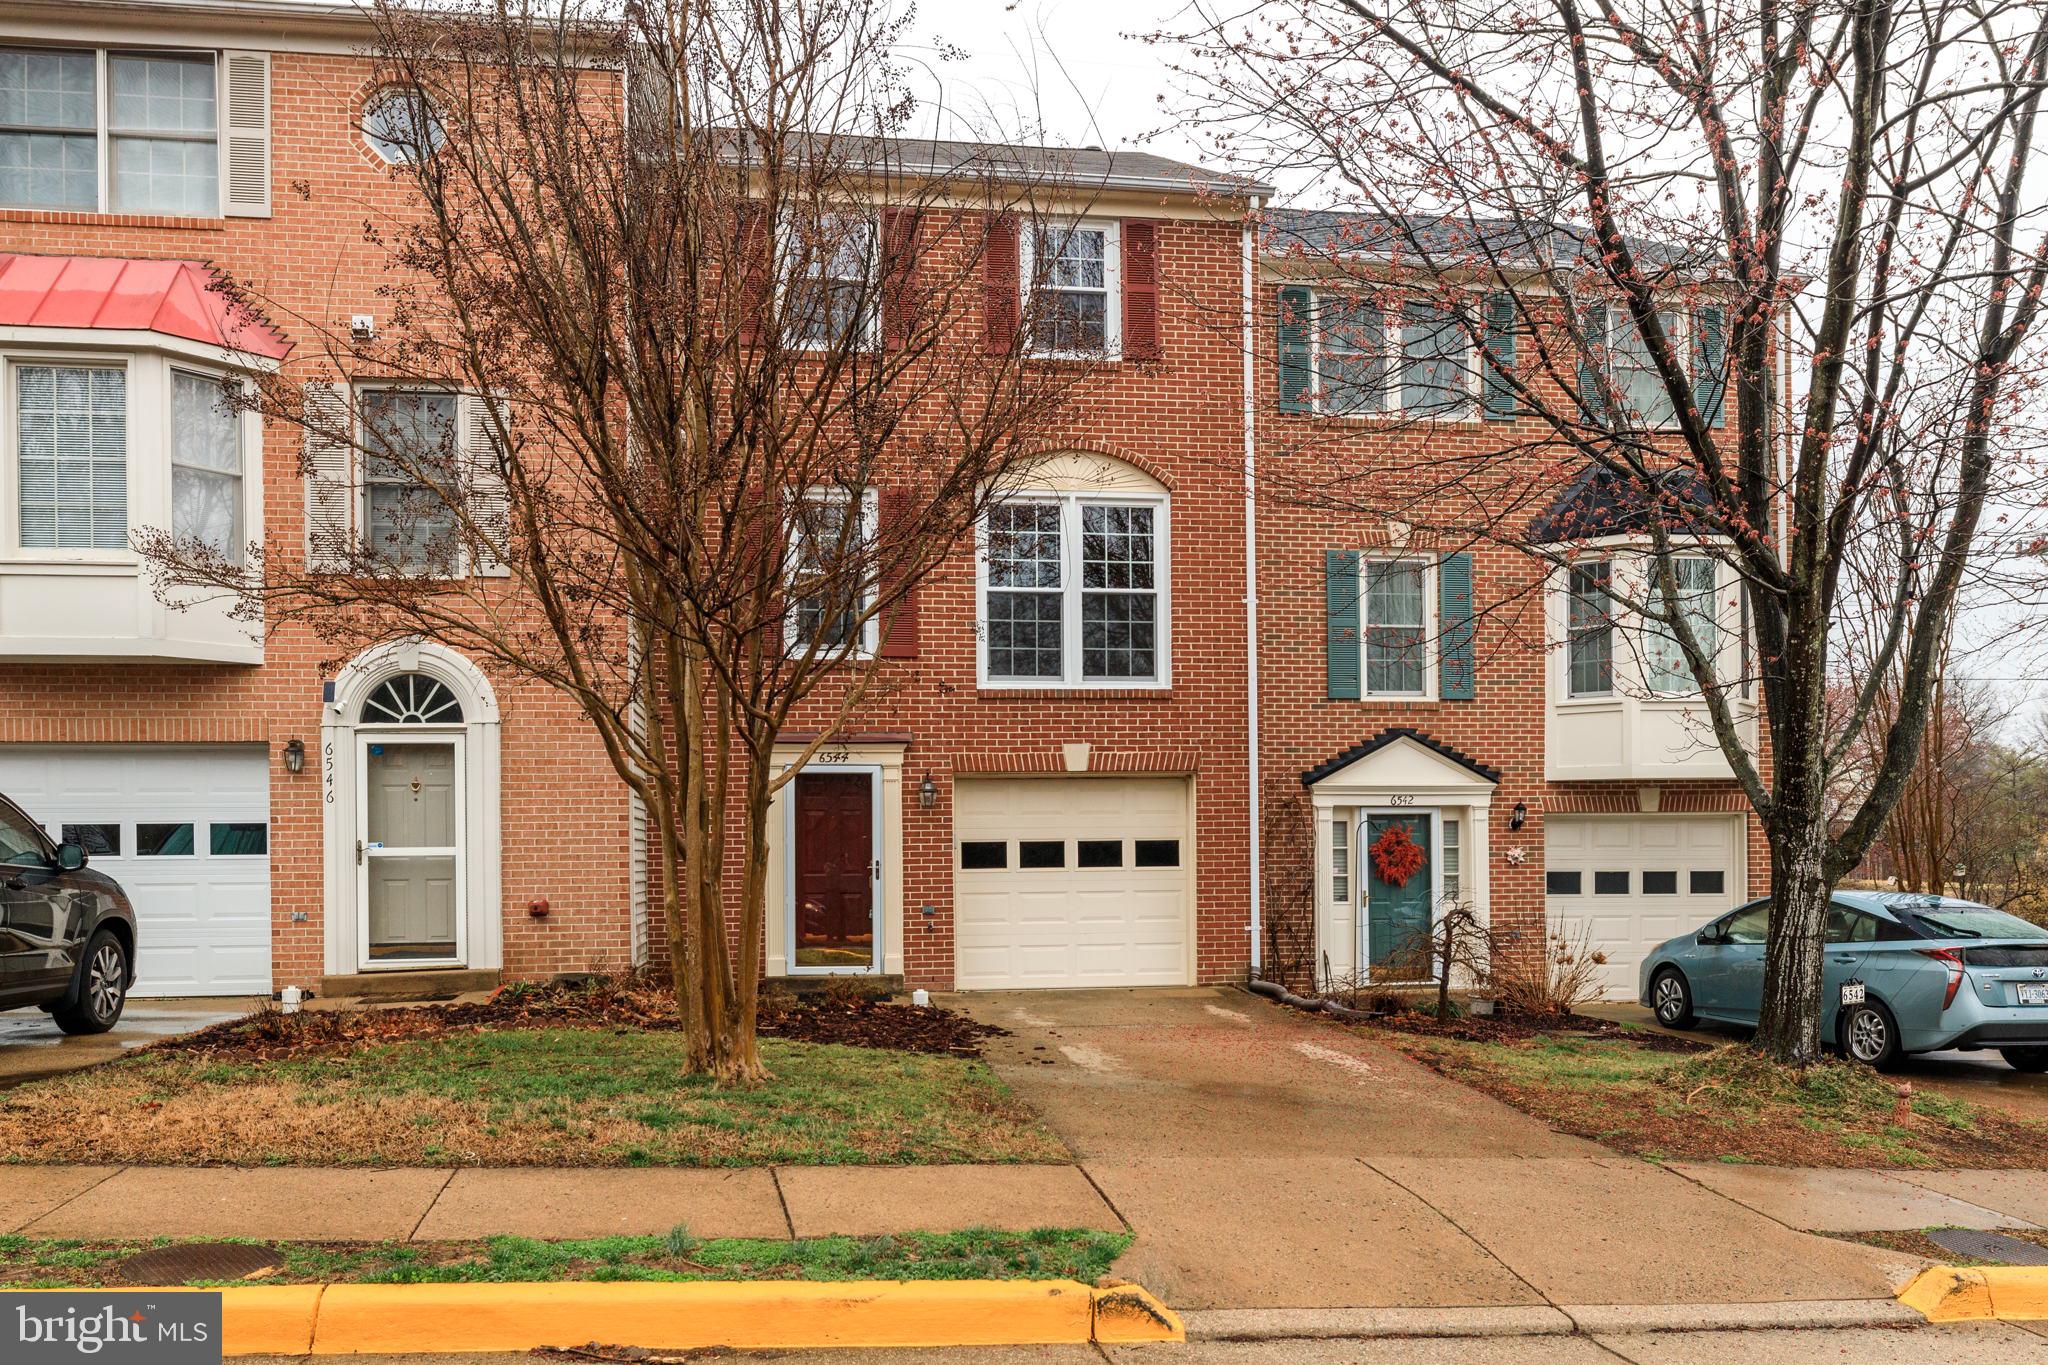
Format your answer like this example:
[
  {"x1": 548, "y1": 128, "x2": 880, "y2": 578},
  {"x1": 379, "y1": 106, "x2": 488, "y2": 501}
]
[
  {"x1": 283, "y1": 738, "x2": 306, "y2": 774},
  {"x1": 1509, "y1": 800, "x2": 1527, "y2": 831},
  {"x1": 919, "y1": 771, "x2": 938, "y2": 809}
]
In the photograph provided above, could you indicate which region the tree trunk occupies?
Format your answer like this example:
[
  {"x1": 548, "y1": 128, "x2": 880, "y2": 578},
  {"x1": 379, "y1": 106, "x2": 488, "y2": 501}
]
[{"x1": 1753, "y1": 808, "x2": 1832, "y2": 1064}]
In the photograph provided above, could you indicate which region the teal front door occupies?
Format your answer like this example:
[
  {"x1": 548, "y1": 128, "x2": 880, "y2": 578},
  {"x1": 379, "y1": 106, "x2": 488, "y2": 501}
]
[{"x1": 1366, "y1": 814, "x2": 1433, "y2": 976}]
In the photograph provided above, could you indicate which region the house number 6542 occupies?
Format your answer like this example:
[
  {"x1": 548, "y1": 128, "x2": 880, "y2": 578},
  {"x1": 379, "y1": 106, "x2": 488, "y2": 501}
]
[{"x1": 1386, "y1": 794, "x2": 1415, "y2": 806}]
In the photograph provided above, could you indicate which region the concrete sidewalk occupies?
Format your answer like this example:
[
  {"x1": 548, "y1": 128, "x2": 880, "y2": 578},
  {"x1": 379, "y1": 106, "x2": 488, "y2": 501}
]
[{"x1": 0, "y1": 1163, "x2": 1123, "y2": 1242}]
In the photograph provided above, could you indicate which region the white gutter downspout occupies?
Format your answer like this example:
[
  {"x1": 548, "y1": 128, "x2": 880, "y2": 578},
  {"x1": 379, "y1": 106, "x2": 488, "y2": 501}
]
[{"x1": 1242, "y1": 202, "x2": 1263, "y2": 976}]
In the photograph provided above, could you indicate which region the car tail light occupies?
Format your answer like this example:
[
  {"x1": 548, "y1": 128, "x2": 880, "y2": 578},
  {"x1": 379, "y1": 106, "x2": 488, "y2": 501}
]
[{"x1": 1916, "y1": 947, "x2": 1965, "y2": 1009}]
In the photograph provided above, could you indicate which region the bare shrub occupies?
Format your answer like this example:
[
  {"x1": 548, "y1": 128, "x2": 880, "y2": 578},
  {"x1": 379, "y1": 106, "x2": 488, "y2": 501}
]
[{"x1": 1491, "y1": 924, "x2": 1611, "y2": 1017}]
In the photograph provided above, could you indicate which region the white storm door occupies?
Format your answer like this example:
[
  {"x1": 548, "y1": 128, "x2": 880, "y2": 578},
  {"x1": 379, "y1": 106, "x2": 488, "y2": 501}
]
[{"x1": 356, "y1": 734, "x2": 465, "y2": 968}]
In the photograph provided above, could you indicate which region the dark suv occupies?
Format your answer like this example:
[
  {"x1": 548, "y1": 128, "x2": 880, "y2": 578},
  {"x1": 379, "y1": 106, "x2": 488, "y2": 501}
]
[{"x1": 0, "y1": 792, "x2": 137, "y2": 1033}]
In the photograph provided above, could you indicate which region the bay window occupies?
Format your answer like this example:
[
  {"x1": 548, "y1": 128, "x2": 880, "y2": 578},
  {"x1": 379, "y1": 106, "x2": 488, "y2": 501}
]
[
  {"x1": 18, "y1": 364, "x2": 125, "y2": 550},
  {"x1": 170, "y1": 369, "x2": 241, "y2": 561},
  {"x1": 981, "y1": 493, "x2": 1167, "y2": 686},
  {"x1": 1566, "y1": 560, "x2": 1614, "y2": 697},
  {"x1": 1645, "y1": 555, "x2": 1719, "y2": 693}
]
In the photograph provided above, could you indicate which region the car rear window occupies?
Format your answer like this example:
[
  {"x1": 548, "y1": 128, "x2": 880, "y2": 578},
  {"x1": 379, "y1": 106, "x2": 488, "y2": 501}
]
[{"x1": 1900, "y1": 904, "x2": 2047, "y2": 941}]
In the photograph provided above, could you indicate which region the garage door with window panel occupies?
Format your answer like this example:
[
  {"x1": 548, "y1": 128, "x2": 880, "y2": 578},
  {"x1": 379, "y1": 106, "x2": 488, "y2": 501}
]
[
  {"x1": 0, "y1": 746, "x2": 271, "y2": 997},
  {"x1": 1543, "y1": 815, "x2": 1743, "y2": 998},
  {"x1": 953, "y1": 776, "x2": 1191, "y2": 989}
]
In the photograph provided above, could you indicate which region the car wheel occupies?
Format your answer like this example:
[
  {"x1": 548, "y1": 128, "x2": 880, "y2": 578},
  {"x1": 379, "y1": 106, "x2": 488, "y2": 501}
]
[
  {"x1": 1840, "y1": 999, "x2": 1903, "y2": 1071},
  {"x1": 53, "y1": 931, "x2": 128, "y2": 1036},
  {"x1": 1650, "y1": 969, "x2": 1696, "y2": 1028},
  {"x1": 2000, "y1": 1047, "x2": 2048, "y2": 1073}
]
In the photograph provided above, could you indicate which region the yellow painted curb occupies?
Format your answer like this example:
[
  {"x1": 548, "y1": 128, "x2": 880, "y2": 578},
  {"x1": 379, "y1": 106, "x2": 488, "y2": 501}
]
[
  {"x1": 1092, "y1": 1283, "x2": 1185, "y2": 1343},
  {"x1": 123, "y1": 1279, "x2": 1182, "y2": 1354},
  {"x1": 1900, "y1": 1266, "x2": 2048, "y2": 1322}
]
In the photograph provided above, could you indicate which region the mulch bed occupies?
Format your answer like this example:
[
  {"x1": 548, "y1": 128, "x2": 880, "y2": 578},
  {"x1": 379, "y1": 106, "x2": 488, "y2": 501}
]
[
  {"x1": 1349, "y1": 1006, "x2": 1708, "y2": 1053},
  {"x1": 148, "y1": 974, "x2": 1007, "y2": 1063}
]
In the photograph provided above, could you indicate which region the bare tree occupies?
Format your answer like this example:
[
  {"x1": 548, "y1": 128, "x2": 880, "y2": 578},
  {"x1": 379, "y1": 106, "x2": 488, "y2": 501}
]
[
  {"x1": 143, "y1": 0, "x2": 1093, "y2": 1081},
  {"x1": 1169, "y1": 0, "x2": 2048, "y2": 1062}
]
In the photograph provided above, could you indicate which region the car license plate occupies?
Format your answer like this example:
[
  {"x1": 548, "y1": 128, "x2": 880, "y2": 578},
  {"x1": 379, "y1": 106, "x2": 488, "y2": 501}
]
[
  {"x1": 2019, "y1": 983, "x2": 2048, "y2": 1006},
  {"x1": 1841, "y1": 981, "x2": 1867, "y2": 1005}
]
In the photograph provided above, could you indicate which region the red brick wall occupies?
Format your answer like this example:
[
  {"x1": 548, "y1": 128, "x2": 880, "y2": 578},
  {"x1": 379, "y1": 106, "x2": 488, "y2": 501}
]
[{"x1": 0, "y1": 44, "x2": 636, "y2": 991}]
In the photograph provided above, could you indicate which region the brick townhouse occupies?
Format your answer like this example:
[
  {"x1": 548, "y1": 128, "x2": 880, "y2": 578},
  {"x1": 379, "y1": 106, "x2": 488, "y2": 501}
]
[{"x1": 0, "y1": 0, "x2": 1760, "y2": 1005}]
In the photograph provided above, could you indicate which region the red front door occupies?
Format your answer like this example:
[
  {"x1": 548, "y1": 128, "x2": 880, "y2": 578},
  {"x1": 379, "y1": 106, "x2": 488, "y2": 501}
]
[{"x1": 792, "y1": 771, "x2": 875, "y2": 970}]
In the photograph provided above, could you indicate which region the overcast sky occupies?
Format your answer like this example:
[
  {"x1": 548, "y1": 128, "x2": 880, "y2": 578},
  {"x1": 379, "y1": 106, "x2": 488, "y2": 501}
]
[{"x1": 901, "y1": 1, "x2": 1218, "y2": 175}]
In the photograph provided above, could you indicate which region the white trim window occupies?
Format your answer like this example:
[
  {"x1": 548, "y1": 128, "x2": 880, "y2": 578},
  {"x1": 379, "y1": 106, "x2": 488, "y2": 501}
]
[
  {"x1": 1604, "y1": 305, "x2": 1685, "y2": 429},
  {"x1": 0, "y1": 47, "x2": 96, "y2": 209},
  {"x1": 108, "y1": 51, "x2": 217, "y2": 214},
  {"x1": 980, "y1": 492, "x2": 1168, "y2": 686},
  {"x1": 785, "y1": 486, "x2": 878, "y2": 657},
  {"x1": 17, "y1": 362, "x2": 126, "y2": 551},
  {"x1": 1644, "y1": 554, "x2": 1719, "y2": 693},
  {"x1": 1024, "y1": 219, "x2": 1120, "y2": 358},
  {"x1": 1312, "y1": 292, "x2": 1475, "y2": 417},
  {"x1": 359, "y1": 387, "x2": 460, "y2": 573},
  {"x1": 1566, "y1": 559, "x2": 1615, "y2": 697},
  {"x1": 1441, "y1": 817, "x2": 1461, "y2": 905},
  {"x1": 782, "y1": 209, "x2": 876, "y2": 350},
  {"x1": 1362, "y1": 557, "x2": 1431, "y2": 697},
  {"x1": 170, "y1": 368, "x2": 241, "y2": 561}
]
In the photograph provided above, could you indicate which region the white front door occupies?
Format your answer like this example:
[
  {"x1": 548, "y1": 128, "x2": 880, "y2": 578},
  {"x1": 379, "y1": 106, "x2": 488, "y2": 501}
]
[
  {"x1": 1544, "y1": 814, "x2": 1745, "y2": 997},
  {"x1": 0, "y1": 744, "x2": 271, "y2": 997},
  {"x1": 357, "y1": 734, "x2": 465, "y2": 968}
]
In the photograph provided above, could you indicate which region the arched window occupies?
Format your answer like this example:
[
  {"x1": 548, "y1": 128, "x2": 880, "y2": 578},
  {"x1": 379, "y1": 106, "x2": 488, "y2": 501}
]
[{"x1": 359, "y1": 672, "x2": 464, "y2": 725}]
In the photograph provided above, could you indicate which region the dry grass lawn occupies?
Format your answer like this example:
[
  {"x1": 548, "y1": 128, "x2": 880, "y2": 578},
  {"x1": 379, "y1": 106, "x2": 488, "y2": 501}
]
[{"x1": 0, "y1": 1029, "x2": 1066, "y2": 1167}]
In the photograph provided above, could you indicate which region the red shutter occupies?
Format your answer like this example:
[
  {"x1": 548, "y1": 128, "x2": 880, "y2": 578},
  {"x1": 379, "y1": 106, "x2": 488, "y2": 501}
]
[
  {"x1": 881, "y1": 208, "x2": 921, "y2": 348},
  {"x1": 983, "y1": 213, "x2": 1021, "y2": 355},
  {"x1": 736, "y1": 202, "x2": 770, "y2": 345},
  {"x1": 877, "y1": 487, "x2": 920, "y2": 658},
  {"x1": 1121, "y1": 219, "x2": 1161, "y2": 361}
]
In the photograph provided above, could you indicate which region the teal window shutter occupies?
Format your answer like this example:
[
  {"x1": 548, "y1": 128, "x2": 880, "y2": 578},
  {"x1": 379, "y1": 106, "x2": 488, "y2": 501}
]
[
  {"x1": 1693, "y1": 303, "x2": 1727, "y2": 428},
  {"x1": 1278, "y1": 286, "x2": 1314, "y2": 414},
  {"x1": 1325, "y1": 549, "x2": 1361, "y2": 700},
  {"x1": 1438, "y1": 551, "x2": 1475, "y2": 700},
  {"x1": 1577, "y1": 302, "x2": 1607, "y2": 423},
  {"x1": 1482, "y1": 292, "x2": 1516, "y2": 421}
]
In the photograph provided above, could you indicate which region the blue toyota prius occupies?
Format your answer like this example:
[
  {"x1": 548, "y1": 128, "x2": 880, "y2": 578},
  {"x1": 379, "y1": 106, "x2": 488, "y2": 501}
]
[{"x1": 1639, "y1": 891, "x2": 2048, "y2": 1071}]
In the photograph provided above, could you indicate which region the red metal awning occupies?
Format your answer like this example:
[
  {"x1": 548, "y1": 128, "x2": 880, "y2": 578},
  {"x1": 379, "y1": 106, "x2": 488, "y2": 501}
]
[{"x1": 0, "y1": 253, "x2": 292, "y2": 360}]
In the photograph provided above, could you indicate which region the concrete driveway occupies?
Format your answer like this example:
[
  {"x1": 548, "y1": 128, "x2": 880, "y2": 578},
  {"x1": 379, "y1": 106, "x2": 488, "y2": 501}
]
[
  {"x1": 947, "y1": 987, "x2": 1916, "y2": 1314},
  {"x1": 1583, "y1": 1001, "x2": 2048, "y2": 1121},
  {"x1": 0, "y1": 997, "x2": 258, "y2": 1087}
]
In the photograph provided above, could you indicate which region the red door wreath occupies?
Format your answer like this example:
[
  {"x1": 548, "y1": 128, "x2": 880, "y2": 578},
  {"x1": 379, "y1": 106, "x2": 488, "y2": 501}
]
[{"x1": 1369, "y1": 821, "x2": 1427, "y2": 888}]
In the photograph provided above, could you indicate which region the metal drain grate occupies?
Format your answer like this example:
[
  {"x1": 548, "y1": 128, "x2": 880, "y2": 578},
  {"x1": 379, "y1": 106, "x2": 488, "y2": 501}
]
[
  {"x1": 119, "y1": 1241, "x2": 283, "y2": 1284},
  {"x1": 1926, "y1": 1228, "x2": 2048, "y2": 1266}
]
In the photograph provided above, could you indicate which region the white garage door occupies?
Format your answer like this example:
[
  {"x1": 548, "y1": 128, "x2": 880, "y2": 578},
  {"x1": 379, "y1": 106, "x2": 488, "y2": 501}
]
[
  {"x1": 0, "y1": 746, "x2": 271, "y2": 997},
  {"x1": 954, "y1": 776, "x2": 1191, "y2": 990},
  {"x1": 1544, "y1": 815, "x2": 1745, "y2": 998}
]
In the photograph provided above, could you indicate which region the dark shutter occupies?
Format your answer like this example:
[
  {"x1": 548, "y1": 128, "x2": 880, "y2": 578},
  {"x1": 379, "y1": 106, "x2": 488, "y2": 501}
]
[
  {"x1": 1482, "y1": 291, "x2": 1517, "y2": 421},
  {"x1": 1122, "y1": 219, "x2": 1161, "y2": 361},
  {"x1": 1576, "y1": 301, "x2": 1607, "y2": 423},
  {"x1": 881, "y1": 208, "x2": 921, "y2": 349},
  {"x1": 1438, "y1": 551, "x2": 1475, "y2": 700},
  {"x1": 983, "y1": 214, "x2": 1021, "y2": 355},
  {"x1": 1326, "y1": 549, "x2": 1361, "y2": 700},
  {"x1": 1694, "y1": 303, "x2": 1727, "y2": 428},
  {"x1": 877, "y1": 487, "x2": 919, "y2": 658},
  {"x1": 1278, "y1": 286, "x2": 1313, "y2": 413}
]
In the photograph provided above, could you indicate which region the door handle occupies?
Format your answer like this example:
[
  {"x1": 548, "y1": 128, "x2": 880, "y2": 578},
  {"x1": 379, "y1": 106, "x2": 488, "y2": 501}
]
[
  {"x1": 1831, "y1": 954, "x2": 1858, "y2": 963},
  {"x1": 3, "y1": 876, "x2": 21, "y2": 891},
  {"x1": 356, "y1": 840, "x2": 365, "y2": 866}
]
